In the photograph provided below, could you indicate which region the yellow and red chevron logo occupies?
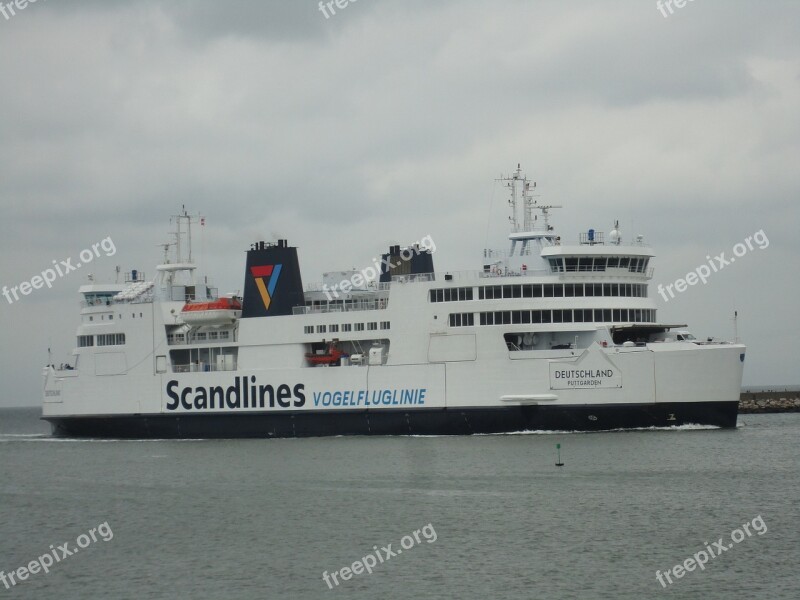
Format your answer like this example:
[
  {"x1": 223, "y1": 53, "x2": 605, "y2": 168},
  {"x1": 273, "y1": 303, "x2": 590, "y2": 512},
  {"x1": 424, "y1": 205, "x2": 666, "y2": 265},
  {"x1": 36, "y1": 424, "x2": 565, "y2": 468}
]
[{"x1": 250, "y1": 264, "x2": 282, "y2": 311}]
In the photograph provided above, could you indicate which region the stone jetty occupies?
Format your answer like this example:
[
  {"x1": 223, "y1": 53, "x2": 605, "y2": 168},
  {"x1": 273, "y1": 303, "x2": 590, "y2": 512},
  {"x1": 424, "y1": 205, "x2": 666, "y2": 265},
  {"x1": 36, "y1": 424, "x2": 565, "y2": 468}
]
[{"x1": 739, "y1": 391, "x2": 800, "y2": 413}]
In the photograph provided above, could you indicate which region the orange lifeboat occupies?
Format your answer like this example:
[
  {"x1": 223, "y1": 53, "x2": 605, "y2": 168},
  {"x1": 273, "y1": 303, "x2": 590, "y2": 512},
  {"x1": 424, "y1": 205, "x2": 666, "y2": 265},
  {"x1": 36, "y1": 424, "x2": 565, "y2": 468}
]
[{"x1": 181, "y1": 296, "x2": 242, "y2": 326}]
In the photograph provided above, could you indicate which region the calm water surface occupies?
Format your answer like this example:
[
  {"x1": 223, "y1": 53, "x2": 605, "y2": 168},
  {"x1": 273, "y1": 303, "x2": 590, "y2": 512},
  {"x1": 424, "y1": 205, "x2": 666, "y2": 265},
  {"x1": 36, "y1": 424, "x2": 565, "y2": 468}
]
[{"x1": 1, "y1": 408, "x2": 798, "y2": 599}]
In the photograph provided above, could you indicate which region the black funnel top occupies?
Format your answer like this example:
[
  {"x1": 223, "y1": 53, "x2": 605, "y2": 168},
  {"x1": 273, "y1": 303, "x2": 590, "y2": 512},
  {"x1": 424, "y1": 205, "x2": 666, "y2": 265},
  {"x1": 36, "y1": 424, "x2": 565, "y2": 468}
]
[
  {"x1": 379, "y1": 244, "x2": 435, "y2": 283},
  {"x1": 241, "y1": 240, "x2": 305, "y2": 318}
]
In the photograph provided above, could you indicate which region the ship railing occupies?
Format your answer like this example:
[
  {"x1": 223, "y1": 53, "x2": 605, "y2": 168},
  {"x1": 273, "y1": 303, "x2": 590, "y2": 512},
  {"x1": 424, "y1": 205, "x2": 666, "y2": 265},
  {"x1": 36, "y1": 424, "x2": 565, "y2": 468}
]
[
  {"x1": 49, "y1": 365, "x2": 78, "y2": 377},
  {"x1": 439, "y1": 269, "x2": 550, "y2": 282},
  {"x1": 578, "y1": 233, "x2": 649, "y2": 247},
  {"x1": 126, "y1": 296, "x2": 154, "y2": 304},
  {"x1": 305, "y1": 282, "x2": 392, "y2": 293},
  {"x1": 483, "y1": 248, "x2": 537, "y2": 259},
  {"x1": 562, "y1": 265, "x2": 654, "y2": 276},
  {"x1": 124, "y1": 271, "x2": 146, "y2": 283},
  {"x1": 172, "y1": 362, "x2": 238, "y2": 373},
  {"x1": 109, "y1": 294, "x2": 155, "y2": 305},
  {"x1": 82, "y1": 293, "x2": 155, "y2": 308},
  {"x1": 293, "y1": 298, "x2": 389, "y2": 315},
  {"x1": 390, "y1": 273, "x2": 436, "y2": 283}
]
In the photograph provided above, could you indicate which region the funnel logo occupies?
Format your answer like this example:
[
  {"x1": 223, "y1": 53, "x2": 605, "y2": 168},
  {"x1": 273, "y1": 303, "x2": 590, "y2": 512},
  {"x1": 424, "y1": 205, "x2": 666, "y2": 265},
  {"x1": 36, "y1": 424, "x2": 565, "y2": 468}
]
[{"x1": 250, "y1": 265, "x2": 282, "y2": 311}]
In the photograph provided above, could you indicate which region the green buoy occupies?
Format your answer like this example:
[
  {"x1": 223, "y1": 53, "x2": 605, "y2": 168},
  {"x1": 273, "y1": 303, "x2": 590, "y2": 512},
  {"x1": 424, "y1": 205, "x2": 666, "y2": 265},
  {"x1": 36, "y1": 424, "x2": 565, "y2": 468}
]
[{"x1": 555, "y1": 443, "x2": 564, "y2": 467}]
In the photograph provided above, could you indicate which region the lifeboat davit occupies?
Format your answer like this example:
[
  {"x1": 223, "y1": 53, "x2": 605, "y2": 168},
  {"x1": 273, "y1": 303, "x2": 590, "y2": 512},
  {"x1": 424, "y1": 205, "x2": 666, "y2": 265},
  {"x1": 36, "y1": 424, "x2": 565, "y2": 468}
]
[
  {"x1": 181, "y1": 296, "x2": 242, "y2": 326},
  {"x1": 305, "y1": 342, "x2": 348, "y2": 366}
]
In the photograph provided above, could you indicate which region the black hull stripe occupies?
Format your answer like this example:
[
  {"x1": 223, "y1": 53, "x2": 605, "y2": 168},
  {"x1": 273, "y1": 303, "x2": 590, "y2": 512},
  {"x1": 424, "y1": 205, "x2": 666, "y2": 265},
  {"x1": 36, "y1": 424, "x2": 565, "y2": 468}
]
[{"x1": 44, "y1": 402, "x2": 739, "y2": 439}]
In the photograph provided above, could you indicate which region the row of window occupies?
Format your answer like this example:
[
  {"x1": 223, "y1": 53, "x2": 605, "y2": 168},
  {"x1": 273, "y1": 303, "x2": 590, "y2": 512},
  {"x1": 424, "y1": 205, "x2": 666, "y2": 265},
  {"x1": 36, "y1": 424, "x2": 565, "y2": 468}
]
[
  {"x1": 548, "y1": 256, "x2": 650, "y2": 273},
  {"x1": 449, "y1": 313, "x2": 475, "y2": 327},
  {"x1": 431, "y1": 283, "x2": 647, "y2": 302},
  {"x1": 480, "y1": 283, "x2": 647, "y2": 300},
  {"x1": 304, "y1": 322, "x2": 391, "y2": 335},
  {"x1": 430, "y1": 287, "x2": 474, "y2": 302},
  {"x1": 78, "y1": 333, "x2": 126, "y2": 347},
  {"x1": 447, "y1": 309, "x2": 657, "y2": 327},
  {"x1": 167, "y1": 330, "x2": 232, "y2": 344},
  {"x1": 98, "y1": 333, "x2": 126, "y2": 346}
]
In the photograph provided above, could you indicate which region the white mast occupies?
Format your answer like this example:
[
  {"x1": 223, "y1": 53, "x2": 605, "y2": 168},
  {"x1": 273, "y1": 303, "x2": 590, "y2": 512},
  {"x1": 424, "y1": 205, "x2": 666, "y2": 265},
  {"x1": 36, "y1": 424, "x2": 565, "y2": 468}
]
[
  {"x1": 487, "y1": 164, "x2": 564, "y2": 274},
  {"x1": 497, "y1": 164, "x2": 561, "y2": 236},
  {"x1": 497, "y1": 163, "x2": 524, "y2": 233},
  {"x1": 157, "y1": 208, "x2": 204, "y2": 296}
]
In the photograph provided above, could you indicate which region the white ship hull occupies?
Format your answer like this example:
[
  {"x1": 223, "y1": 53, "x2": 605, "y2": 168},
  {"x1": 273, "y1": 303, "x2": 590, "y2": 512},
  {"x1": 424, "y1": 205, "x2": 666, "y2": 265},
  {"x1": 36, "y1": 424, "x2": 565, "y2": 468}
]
[
  {"x1": 42, "y1": 305, "x2": 744, "y2": 437},
  {"x1": 41, "y1": 174, "x2": 746, "y2": 438}
]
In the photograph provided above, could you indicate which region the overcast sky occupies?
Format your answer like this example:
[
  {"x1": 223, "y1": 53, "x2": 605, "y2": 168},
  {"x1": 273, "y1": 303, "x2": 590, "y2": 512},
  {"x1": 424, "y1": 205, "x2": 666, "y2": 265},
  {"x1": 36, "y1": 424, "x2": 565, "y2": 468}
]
[{"x1": 1, "y1": 0, "x2": 798, "y2": 407}]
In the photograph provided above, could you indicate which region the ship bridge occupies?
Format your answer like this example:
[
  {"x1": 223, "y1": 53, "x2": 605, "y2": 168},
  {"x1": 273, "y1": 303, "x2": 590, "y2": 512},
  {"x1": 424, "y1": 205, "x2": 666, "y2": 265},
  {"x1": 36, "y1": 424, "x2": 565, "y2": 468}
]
[
  {"x1": 483, "y1": 165, "x2": 654, "y2": 280},
  {"x1": 541, "y1": 234, "x2": 654, "y2": 279}
]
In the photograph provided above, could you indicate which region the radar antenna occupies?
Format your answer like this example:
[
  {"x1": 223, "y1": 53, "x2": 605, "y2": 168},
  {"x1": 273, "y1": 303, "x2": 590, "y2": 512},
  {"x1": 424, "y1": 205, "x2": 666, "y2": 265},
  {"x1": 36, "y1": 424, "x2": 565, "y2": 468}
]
[{"x1": 497, "y1": 164, "x2": 561, "y2": 233}]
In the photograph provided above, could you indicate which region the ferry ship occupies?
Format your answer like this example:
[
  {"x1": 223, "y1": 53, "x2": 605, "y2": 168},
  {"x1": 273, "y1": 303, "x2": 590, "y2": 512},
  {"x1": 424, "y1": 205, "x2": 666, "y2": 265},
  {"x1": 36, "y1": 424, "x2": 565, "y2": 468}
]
[{"x1": 42, "y1": 166, "x2": 745, "y2": 438}]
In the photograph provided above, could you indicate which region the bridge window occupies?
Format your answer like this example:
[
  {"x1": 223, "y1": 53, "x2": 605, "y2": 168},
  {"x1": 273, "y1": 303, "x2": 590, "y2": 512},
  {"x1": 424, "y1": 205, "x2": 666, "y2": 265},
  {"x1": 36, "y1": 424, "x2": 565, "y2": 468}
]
[
  {"x1": 430, "y1": 287, "x2": 474, "y2": 302},
  {"x1": 448, "y1": 313, "x2": 475, "y2": 327},
  {"x1": 552, "y1": 309, "x2": 573, "y2": 323},
  {"x1": 96, "y1": 334, "x2": 125, "y2": 346},
  {"x1": 474, "y1": 307, "x2": 654, "y2": 326}
]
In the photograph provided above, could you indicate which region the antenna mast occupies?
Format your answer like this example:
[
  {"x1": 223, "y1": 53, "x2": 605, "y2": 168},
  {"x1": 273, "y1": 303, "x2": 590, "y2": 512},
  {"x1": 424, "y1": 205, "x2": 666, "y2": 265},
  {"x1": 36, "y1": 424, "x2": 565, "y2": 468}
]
[
  {"x1": 169, "y1": 206, "x2": 202, "y2": 264},
  {"x1": 498, "y1": 164, "x2": 561, "y2": 234},
  {"x1": 497, "y1": 164, "x2": 524, "y2": 232}
]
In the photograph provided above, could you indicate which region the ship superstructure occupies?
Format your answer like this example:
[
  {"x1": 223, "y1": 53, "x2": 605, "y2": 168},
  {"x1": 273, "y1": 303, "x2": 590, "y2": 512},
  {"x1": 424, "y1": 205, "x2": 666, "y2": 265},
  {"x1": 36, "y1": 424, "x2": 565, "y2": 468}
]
[{"x1": 42, "y1": 168, "x2": 744, "y2": 437}]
